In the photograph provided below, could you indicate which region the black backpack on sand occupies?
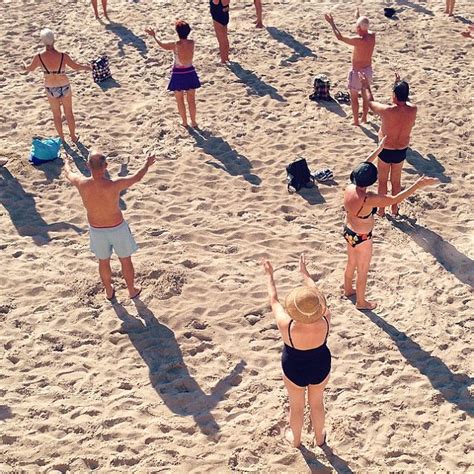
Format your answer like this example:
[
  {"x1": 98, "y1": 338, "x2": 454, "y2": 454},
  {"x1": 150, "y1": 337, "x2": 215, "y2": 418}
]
[{"x1": 286, "y1": 158, "x2": 314, "y2": 193}]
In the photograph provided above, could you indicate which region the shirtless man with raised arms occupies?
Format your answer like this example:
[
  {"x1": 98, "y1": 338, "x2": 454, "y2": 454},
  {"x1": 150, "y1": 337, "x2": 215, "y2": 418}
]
[
  {"x1": 64, "y1": 151, "x2": 155, "y2": 300},
  {"x1": 325, "y1": 10, "x2": 376, "y2": 125},
  {"x1": 359, "y1": 72, "x2": 418, "y2": 216}
]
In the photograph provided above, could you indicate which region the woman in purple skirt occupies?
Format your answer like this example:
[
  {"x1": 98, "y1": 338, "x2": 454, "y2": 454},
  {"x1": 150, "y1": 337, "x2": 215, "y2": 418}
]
[{"x1": 145, "y1": 21, "x2": 201, "y2": 128}]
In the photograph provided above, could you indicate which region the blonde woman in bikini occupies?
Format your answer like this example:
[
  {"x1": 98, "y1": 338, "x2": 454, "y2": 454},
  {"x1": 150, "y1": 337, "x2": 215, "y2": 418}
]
[{"x1": 23, "y1": 29, "x2": 91, "y2": 143}]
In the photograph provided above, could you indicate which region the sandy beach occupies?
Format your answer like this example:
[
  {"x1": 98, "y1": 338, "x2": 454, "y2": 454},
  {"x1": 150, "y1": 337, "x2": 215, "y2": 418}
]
[{"x1": 1, "y1": 0, "x2": 473, "y2": 471}]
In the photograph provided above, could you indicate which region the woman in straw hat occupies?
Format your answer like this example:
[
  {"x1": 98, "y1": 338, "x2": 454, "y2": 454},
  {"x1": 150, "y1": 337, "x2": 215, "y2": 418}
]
[
  {"x1": 262, "y1": 254, "x2": 330, "y2": 448},
  {"x1": 343, "y1": 137, "x2": 438, "y2": 310}
]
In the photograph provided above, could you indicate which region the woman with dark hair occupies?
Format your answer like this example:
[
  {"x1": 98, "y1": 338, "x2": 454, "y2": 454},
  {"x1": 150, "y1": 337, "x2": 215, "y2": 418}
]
[
  {"x1": 145, "y1": 21, "x2": 201, "y2": 128},
  {"x1": 22, "y1": 28, "x2": 91, "y2": 143},
  {"x1": 262, "y1": 254, "x2": 331, "y2": 448},
  {"x1": 210, "y1": 0, "x2": 230, "y2": 63},
  {"x1": 343, "y1": 137, "x2": 438, "y2": 310}
]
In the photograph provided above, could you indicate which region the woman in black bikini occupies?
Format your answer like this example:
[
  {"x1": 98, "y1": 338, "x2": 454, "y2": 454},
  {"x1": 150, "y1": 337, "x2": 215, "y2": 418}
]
[
  {"x1": 210, "y1": 0, "x2": 230, "y2": 63},
  {"x1": 344, "y1": 137, "x2": 438, "y2": 310},
  {"x1": 23, "y1": 29, "x2": 91, "y2": 143},
  {"x1": 262, "y1": 254, "x2": 331, "y2": 448}
]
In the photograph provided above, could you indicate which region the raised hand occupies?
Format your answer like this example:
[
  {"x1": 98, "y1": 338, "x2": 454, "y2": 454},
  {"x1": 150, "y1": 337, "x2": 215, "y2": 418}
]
[
  {"x1": 358, "y1": 72, "x2": 370, "y2": 88},
  {"x1": 324, "y1": 13, "x2": 335, "y2": 24},
  {"x1": 261, "y1": 258, "x2": 274, "y2": 277},
  {"x1": 146, "y1": 155, "x2": 156, "y2": 167},
  {"x1": 145, "y1": 28, "x2": 156, "y2": 37},
  {"x1": 299, "y1": 253, "x2": 310, "y2": 278},
  {"x1": 394, "y1": 71, "x2": 401, "y2": 82}
]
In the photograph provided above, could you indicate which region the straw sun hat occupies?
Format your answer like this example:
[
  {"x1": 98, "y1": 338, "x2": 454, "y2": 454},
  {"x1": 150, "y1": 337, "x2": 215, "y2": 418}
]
[{"x1": 285, "y1": 286, "x2": 327, "y2": 324}]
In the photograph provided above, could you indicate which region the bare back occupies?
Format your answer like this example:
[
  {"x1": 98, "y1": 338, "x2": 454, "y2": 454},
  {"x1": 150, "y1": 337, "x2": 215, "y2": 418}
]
[
  {"x1": 379, "y1": 103, "x2": 417, "y2": 149},
  {"x1": 38, "y1": 49, "x2": 69, "y2": 87},
  {"x1": 277, "y1": 309, "x2": 331, "y2": 350},
  {"x1": 175, "y1": 39, "x2": 195, "y2": 67},
  {"x1": 352, "y1": 32, "x2": 375, "y2": 69},
  {"x1": 76, "y1": 178, "x2": 123, "y2": 227},
  {"x1": 344, "y1": 184, "x2": 375, "y2": 234}
]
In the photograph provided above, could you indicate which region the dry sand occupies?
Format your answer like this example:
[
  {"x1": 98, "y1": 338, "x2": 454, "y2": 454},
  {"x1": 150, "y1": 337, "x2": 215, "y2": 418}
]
[{"x1": 1, "y1": 0, "x2": 473, "y2": 472}]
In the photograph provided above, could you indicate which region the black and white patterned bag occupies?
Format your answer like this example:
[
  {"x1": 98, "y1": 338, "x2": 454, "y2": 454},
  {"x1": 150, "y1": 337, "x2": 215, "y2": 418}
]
[{"x1": 91, "y1": 55, "x2": 112, "y2": 83}]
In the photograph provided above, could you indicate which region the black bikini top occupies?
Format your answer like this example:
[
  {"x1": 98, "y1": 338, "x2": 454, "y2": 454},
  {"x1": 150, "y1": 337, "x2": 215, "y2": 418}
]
[
  {"x1": 356, "y1": 195, "x2": 377, "y2": 219},
  {"x1": 38, "y1": 53, "x2": 65, "y2": 75},
  {"x1": 287, "y1": 316, "x2": 329, "y2": 350}
]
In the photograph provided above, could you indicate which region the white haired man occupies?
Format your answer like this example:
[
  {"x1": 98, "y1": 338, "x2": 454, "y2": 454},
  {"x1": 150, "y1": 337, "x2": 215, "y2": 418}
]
[{"x1": 325, "y1": 10, "x2": 376, "y2": 126}]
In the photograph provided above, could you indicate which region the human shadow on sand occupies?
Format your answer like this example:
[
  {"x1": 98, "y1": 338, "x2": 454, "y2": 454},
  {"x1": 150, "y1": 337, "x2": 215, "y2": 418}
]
[
  {"x1": 111, "y1": 301, "x2": 247, "y2": 436},
  {"x1": 405, "y1": 149, "x2": 451, "y2": 183},
  {"x1": 0, "y1": 167, "x2": 83, "y2": 246},
  {"x1": 0, "y1": 405, "x2": 13, "y2": 421},
  {"x1": 227, "y1": 61, "x2": 286, "y2": 102},
  {"x1": 388, "y1": 216, "x2": 474, "y2": 287},
  {"x1": 395, "y1": 0, "x2": 434, "y2": 16},
  {"x1": 189, "y1": 128, "x2": 261, "y2": 186},
  {"x1": 64, "y1": 143, "x2": 90, "y2": 177},
  {"x1": 266, "y1": 27, "x2": 316, "y2": 65},
  {"x1": 106, "y1": 23, "x2": 148, "y2": 58},
  {"x1": 300, "y1": 444, "x2": 353, "y2": 474},
  {"x1": 363, "y1": 309, "x2": 473, "y2": 416}
]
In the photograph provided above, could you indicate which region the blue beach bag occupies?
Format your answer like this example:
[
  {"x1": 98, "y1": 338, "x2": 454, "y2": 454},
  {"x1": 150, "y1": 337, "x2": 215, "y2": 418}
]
[{"x1": 29, "y1": 137, "x2": 62, "y2": 165}]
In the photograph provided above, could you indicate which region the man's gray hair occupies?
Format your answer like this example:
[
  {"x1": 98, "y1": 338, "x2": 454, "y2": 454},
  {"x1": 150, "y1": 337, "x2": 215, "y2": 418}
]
[
  {"x1": 40, "y1": 28, "x2": 55, "y2": 46},
  {"x1": 88, "y1": 151, "x2": 107, "y2": 170},
  {"x1": 356, "y1": 16, "x2": 370, "y2": 30}
]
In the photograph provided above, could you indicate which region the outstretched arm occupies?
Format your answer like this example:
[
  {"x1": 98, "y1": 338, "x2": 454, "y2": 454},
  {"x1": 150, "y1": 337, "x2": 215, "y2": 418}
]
[
  {"x1": 261, "y1": 258, "x2": 289, "y2": 327},
  {"x1": 64, "y1": 53, "x2": 92, "y2": 71},
  {"x1": 366, "y1": 176, "x2": 439, "y2": 207},
  {"x1": 63, "y1": 156, "x2": 82, "y2": 186},
  {"x1": 299, "y1": 254, "x2": 317, "y2": 288},
  {"x1": 325, "y1": 13, "x2": 360, "y2": 45},
  {"x1": 144, "y1": 28, "x2": 175, "y2": 50},
  {"x1": 22, "y1": 55, "x2": 40, "y2": 73},
  {"x1": 359, "y1": 73, "x2": 389, "y2": 115},
  {"x1": 365, "y1": 136, "x2": 387, "y2": 163},
  {"x1": 114, "y1": 155, "x2": 155, "y2": 191}
]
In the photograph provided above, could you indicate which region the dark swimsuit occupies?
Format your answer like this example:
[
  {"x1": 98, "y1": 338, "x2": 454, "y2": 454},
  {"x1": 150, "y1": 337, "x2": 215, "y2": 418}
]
[
  {"x1": 281, "y1": 317, "x2": 331, "y2": 387},
  {"x1": 343, "y1": 195, "x2": 376, "y2": 247},
  {"x1": 379, "y1": 148, "x2": 408, "y2": 164},
  {"x1": 210, "y1": 0, "x2": 230, "y2": 26}
]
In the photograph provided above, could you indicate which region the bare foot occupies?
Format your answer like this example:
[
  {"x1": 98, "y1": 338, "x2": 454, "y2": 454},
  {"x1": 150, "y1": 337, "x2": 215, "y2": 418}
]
[
  {"x1": 377, "y1": 208, "x2": 385, "y2": 217},
  {"x1": 356, "y1": 300, "x2": 377, "y2": 310},
  {"x1": 315, "y1": 430, "x2": 327, "y2": 447},
  {"x1": 391, "y1": 204, "x2": 399, "y2": 215},
  {"x1": 105, "y1": 287, "x2": 115, "y2": 301},
  {"x1": 361, "y1": 115, "x2": 368, "y2": 123},
  {"x1": 71, "y1": 134, "x2": 80, "y2": 143},
  {"x1": 129, "y1": 287, "x2": 142, "y2": 299},
  {"x1": 344, "y1": 288, "x2": 356, "y2": 298},
  {"x1": 284, "y1": 428, "x2": 301, "y2": 448},
  {"x1": 255, "y1": 22, "x2": 264, "y2": 28},
  {"x1": 181, "y1": 122, "x2": 188, "y2": 128},
  {"x1": 191, "y1": 122, "x2": 198, "y2": 128},
  {"x1": 352, "y1": 121, "x2": 360, "y2": 126}
]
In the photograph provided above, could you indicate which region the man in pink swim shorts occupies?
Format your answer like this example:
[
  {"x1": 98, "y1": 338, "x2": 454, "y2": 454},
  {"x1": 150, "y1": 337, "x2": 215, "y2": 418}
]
[{"x1": 325, "y1": 10, "x2": 376, "y2": 125}]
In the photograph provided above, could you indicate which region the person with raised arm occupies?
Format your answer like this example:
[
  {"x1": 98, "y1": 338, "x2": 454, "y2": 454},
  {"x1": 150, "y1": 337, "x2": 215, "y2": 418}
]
[
  {"x1": 324, "y1": 9, "x2": 375, "y2": 125},
  {"x1": 22, "y1": 28, "x2": 91, "y2": 143},
  {"x1": 343, "y1": 138, "x2": 438, "y2": 310},
  {"x1": 262, "y1": 255, "x2": 331, "y2": 448},
  {"x1": 359, "y1": 72, "x2": 418, "y2": 216},
  {"x1": 64, "y1": 151, "x2": 155, "y2": 301},
  {"x1": 145, "y1": 21, "x2": 201, "y2": 128}
]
